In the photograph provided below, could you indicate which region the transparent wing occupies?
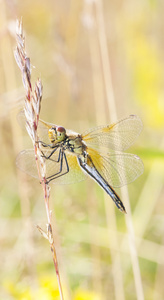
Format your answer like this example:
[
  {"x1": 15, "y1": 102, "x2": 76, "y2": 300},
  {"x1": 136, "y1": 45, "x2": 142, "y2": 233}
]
[
  {"x1": 87, "y1": 148, "x2": 144, "y2": 188},
  {"x1": 17, "y1": 110, "x2": 59, "y2": 144},
  {"x1": 16, "y1": 148, "x2": 86, "y2": 184},
  {"x1": 18, "y1": 111, "x2": 79, "y2": 143},
  {"x1": 82, "y1": 115, "x2": 143, "y2": 151},
  {"x1": 37, "y1": 119, "x2": 55, "y2": 144}
]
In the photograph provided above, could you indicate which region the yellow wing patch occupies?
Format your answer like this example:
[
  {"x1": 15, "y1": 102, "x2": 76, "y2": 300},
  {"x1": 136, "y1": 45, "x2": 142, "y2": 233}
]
[
  {"x1": 87, "y1": 148, "x2": 103, "y2": 169},
  {"x1": 101, "y1": 124, "x2": 114, "y2": 133},
  {"x1": 39, "y1": 119, "x2": 55, "y2": 129}
]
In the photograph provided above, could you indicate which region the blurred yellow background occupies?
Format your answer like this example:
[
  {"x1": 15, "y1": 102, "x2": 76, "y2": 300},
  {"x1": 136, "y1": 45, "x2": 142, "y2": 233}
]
[{"x1": 0, "y1": 1, "x2": 164, "y2": 299}]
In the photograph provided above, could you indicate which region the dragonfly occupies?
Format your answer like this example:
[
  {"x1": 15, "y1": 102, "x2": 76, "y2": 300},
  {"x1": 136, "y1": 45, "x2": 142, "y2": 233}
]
[{"x1": 16, "y1": 114, "x2": 144, "y2": 213}]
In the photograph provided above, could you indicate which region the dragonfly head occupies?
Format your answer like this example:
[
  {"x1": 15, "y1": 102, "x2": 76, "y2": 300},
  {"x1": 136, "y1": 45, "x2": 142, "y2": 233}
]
[{"x1": 48, "y1": 126, "x2": 66, "y2": 144}]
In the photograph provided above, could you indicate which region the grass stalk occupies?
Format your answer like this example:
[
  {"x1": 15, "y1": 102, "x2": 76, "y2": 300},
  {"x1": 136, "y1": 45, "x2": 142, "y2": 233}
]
[
  {"x1": 94, "y1": 0, "x2": 144, "y2": 299},
  {"x1": 85, "y1": 1, "x2": 125, "y2": 299},
  {"x1": 14, "y1": 19, "x2": 64, "y2": 300}
]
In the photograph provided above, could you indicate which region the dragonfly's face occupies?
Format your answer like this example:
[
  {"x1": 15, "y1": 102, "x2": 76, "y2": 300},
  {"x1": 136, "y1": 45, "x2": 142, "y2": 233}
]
[{"x1": 48, "y1": 126, "x2": 66, "y2": 144}]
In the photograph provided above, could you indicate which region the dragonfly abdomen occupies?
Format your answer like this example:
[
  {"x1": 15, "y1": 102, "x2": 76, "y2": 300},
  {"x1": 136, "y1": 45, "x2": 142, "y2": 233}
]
[{"x1": 78, "y1": 155, "x2": 126, "y2": 213}]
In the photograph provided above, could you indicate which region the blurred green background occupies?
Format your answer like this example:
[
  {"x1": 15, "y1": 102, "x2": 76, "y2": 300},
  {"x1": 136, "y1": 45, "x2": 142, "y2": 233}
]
[{"x1": 0, "y1": 1, "x2": 164, "y2": 299}]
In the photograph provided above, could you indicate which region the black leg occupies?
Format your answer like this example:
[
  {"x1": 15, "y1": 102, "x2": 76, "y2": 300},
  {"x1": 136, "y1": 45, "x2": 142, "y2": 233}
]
[
  {"x1": 46, "y1": 151, "x2": 69, "y2": 183},
  {"x1": 38, "y1": 140, "x2": 50, "y2": 147},
  {"x1": 42, "y1": 147, "x2": 60, "y2": 160}
]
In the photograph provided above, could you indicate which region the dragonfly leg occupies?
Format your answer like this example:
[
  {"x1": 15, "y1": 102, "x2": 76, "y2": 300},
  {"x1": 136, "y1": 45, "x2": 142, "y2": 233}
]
[
  {"x1": 37, "y1": 140, "x2": 49, "y2": 147},
  {"x1": 38, "y1": 140, "x2": 58, "y2": 149},
  {"x1": 46, "y1": 151, "x2": 69, "y2": 183},
  {"x1": 41, "y1": 146, "x2": 59, "y2": 160}
]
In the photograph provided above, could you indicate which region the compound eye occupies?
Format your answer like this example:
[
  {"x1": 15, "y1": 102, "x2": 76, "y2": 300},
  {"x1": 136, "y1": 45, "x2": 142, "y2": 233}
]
[
  {"x1": 56, "y1": 126, "x2": 66, "y2": 140},
  {"x1": 57, "y1": 126, "x2": 66, "y2": 133}
]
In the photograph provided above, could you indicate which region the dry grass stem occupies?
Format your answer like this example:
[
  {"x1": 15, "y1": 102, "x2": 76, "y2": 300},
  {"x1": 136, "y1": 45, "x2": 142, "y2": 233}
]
[
  {"x1": 84, "y1": 2, "x2": 125, "y2": 299},
  {"x1": 94, "y1": 0, "x2": 145, "y2": 299},
  {"x1": 14, "y1": 19, "x2": 64, "y2": 300}
]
